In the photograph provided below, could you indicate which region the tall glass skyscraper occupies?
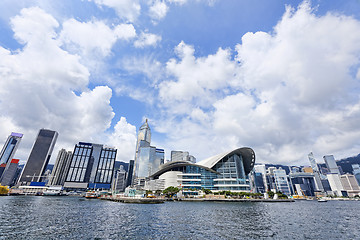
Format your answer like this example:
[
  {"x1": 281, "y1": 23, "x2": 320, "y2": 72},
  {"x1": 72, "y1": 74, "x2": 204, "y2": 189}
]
[
  {"x1": 133, "y1": 120, "x2": 164, "y2": 187},
  {"x1": 308, "y1": 152, "x2": 324, "y2": 192},
  {"x1": 63, "y1": 142, "x2": 117, "y2": 190},
  {"x1": 0, "y1": 132, "x2": 23, "y2": 180},
  {"x1": 18, "y1": 129, "x2": 58, "y2": 185},
  {"x1": 0, "y1": 132, "x2": 23, "y2": 165}
]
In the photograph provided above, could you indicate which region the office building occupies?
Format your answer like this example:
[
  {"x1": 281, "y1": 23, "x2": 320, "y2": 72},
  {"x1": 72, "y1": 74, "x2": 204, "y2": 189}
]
[
  {"x1": 0, "y1": 132, "x2": 23, "y2": 179},
  {"x1": 0, "y1": 159, "x2": 19, "y2": 186},
  {"x1": 273, "y1": 168, "x2": 292, "y2": 195},
  {"x1": 112, "y1": 165, "x2": 127, "y2": 193},
  {"x1": 289, "y1": 172, "x2": 316, "y2": 197},
  {"x1": 18, "y1": 129, "x2": 58, "y2": 185},
  {"x1": 352, "y1": 164, "x2": 360, "y2": 185},
  {"x1": 339, "y1": 174, "x2": 360, "y2": 197},
  {"x1": 133, "y1": 120, "x2": 164, "y2": 187},
  {"x1": 308, "y1": 152, "x2": 324, "y2": 192},
  {"x1": 126, "y1": 160, "x2": 134, "y2": 187},
  {"x1": 48, "y1": 149, "x2": 72, "y2": 186},
  {"x1": 252, "y1": 171, "x2": 266, "y2": 193},
  {"x1": 171, "y1": 151, "x2": 189, "y2": 162},
  {"x1": 324, "y1": 155, "x2": 341, "y2": 175},
  {"x1": 327, "y1": 173, "x2": 345, "y2": 196},
  {"x1": 148, "y1": 147, "x2": 255, "y2": 194},
  {"x1": 63, "y1": 142, "x2": 117, "y2": 190},
  {"x1": 133, "y1": 119, "x2": 151, "y2": 186},
  {"x1": 254, "y1": 164, "x2": 268, "y2": 192}
]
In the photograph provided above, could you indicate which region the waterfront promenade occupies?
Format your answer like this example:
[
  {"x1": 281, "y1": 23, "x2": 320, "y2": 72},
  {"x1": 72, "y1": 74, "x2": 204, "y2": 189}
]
[{"x1": 99, "y1": 195, "x2": 295, "y2": 203}]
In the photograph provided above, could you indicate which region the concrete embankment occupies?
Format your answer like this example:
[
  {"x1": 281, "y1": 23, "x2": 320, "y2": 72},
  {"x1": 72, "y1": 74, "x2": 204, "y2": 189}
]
[
  {"x1": 100, "y1": 196, "x2": 294, "y2": 203},
  {"x1": 100, "y1": 196, "x2": 165, "y2": 204},
  {"x1": 177, "y1": 198, "x2": 294, "y2": 202}
]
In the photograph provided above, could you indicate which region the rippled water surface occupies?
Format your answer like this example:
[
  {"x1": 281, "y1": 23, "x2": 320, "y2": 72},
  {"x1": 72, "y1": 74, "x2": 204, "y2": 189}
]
[{"x1": 0, "y1": 196, "x2": 359, "y2": 239}]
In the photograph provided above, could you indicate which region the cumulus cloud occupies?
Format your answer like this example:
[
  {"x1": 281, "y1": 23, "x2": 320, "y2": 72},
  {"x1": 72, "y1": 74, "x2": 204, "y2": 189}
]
[
  {"x1": 158, "y1": 41, "x2": 237, "y2": 114},
  {"x1": 60, "y1": 19, "x2": 136, "y2": 57},
  {"x1": 93, "y1": 0, "x2": 141, "y2": 23},
  {"x1": 0, "y1": 7, "x2": 136, "y2": 163},
  {"x1": 149, "y1": 0, "x2": 169, "y2": 23},
  {"x1": 152, "y1": 2, "x2": 360, "y2": 164},
  {"x1": 108, "y1": 117, "x2": 137, "y2": 161},
  {"x1": 134, "y1": 32, "x2": 162, "y2": 48}
]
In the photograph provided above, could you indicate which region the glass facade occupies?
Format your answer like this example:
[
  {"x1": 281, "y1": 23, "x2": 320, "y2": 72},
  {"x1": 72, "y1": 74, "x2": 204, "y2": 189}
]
[
  {"x1": 18, "y1": 129, "x2": 58, "y2": 184},
  {"x1": 183, "y1": 165, "x2": 218, "y2": 190},
  {"x1": 212, "y1": 153, "x2": 250, "y2": 191},
  {"x1": 0, "y1": 138, "x2": 18, "y2": 165},
  {"x1": 0, "y1": 133, "x2": 23, "y2": 174},
  {"x1": 65, "y1": 142, "x2": 116, "y2": 188},
  {"x1": 66, "y1": 144, "x2": 92, "y2": 182},
  {"x1": 95, "y1": 148, "x2": 116, "y2": 184}
]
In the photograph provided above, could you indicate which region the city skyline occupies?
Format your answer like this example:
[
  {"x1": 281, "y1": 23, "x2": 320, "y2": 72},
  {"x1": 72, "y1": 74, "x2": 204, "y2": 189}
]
[{"x1": 1, "y1": 1, "x2": 360, "y2": 165}]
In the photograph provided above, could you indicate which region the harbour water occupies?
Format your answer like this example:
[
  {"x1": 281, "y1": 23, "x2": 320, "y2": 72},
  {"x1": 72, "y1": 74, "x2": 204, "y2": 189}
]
[{"x1": 0, "y1": 196, "x2": 359, "y2": 239}]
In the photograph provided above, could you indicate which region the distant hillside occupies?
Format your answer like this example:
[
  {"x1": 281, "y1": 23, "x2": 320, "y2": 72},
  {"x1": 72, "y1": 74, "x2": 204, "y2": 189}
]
[{"x1": 336, "y1": 154, "x2": 360, "y2": 174}]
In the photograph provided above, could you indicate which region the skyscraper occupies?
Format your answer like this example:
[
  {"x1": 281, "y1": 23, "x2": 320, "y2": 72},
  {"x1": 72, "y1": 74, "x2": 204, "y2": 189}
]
[
  {"x1": 18, "y1": 129, "x2": 58, "y2": 185},
  {"x1": 63, "y1": 142, "x2": 117, "y2": 190},
  {"x1": 135, "y1": 119, "x2": 151, "y2": 160},
  {"x1": 323, "y1": 155, "x2": 340, "y2": 174},
  {"x1": 308, "y1": 152, "x2": 324, "y2": 192},
  {"x1": 171, "y1": 150, "x2": 189, "y2": 162},
  {"x1": 126, "y1": 160, "x2": 134, "y2": 187},
  {"x1": 0, "y1": 159, "x2": 19, "y2": 186},
  {"x1": 48, "y1": 149, "x2": 72, "y2": 186},
  {"x1": 0, "y1": 132, "x2": 23, "y2": 179}
]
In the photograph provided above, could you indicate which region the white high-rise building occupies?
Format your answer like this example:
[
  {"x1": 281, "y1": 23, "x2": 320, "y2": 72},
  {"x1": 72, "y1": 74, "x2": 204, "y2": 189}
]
[
  {"x1": 273, "y1": 168, "x2": 291, "y2": 195},
  {"x1": 48, "y1": 149, "x2": 72, "y2": 186},
  {"x1": 327, "y1": 173, "x2": 344, "y2": 196}
]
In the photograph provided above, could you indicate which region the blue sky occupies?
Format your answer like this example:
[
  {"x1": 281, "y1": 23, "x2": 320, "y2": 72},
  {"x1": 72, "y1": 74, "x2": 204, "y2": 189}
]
[{"x1": 1, "y1": 0, "x2": 360, "y2": 165}]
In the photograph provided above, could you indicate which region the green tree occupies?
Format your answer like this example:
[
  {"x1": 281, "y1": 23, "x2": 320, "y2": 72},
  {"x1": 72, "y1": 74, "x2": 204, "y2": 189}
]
[
  {"x1": 267, "y1": 191, "x2": 275, "y2": 199},
  {"x1": 203, "y1": 189, "x2": 212, "y2": 194},
  {"x1": 162, "y1": 186, "x2": 180, "y2": 198}
]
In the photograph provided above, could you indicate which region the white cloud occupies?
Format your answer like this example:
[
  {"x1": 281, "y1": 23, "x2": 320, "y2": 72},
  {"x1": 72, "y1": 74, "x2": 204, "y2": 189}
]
[
  {"x1": 93, "y1": 0, "x2": 141, "y2": 23},
  {"x1": 0, "y1": 7, "x2": 137, "y2": 163},
  {"x1": 167, "y1": 0, "x2": 216, "y2": 6},
  {"x1": 134, "y1": 32, "x2": 162, "y2": 48},
  {"x1": 158, "y1": 41, "x2": 237, "y2": 114},
  {"x1": 108, "y1": 117, "x2": 137, "y2": 161},
  {"x1": 149, "y1": 0, "x2": 169, "y2": 23},
  {"x1": 151, "y1": 2, "x2": 360, "y2": 165},
  {"x1": 60, "y1": 19, "x2": 136, "y2": 57}
]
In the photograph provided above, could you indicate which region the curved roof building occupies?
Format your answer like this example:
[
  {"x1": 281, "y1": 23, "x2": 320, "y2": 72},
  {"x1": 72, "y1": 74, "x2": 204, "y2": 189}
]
[
  {"x1": 197, "y1": 147, "x2": 255, "y2": 175},
  {"x1": 147, "y1": 147, "x2": 256, "y2": 193}
]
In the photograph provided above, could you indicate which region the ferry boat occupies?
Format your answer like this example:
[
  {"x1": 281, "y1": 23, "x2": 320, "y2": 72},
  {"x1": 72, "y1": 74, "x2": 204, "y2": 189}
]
[{"x1": 85, "y1": 191, "x2": 99, "y2": 199}]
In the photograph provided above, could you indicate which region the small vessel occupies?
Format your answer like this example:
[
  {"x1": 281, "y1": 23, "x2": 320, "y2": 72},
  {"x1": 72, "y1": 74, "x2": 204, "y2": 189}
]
[
  {"x1": 85, "y1": 191, "x2": 99, "y2": 199},
  {"x1": 43, "y1": 186, "x2": 63, "y2": 196},
  {"x1": 317, "y1": 198, "x2": 327, "y2": 202}
]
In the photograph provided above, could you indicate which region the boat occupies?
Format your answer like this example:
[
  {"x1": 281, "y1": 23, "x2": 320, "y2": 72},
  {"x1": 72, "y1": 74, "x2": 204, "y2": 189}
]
[
  {"x1": 85, "y1": 191, "x2": 99, "y2": 199},
  {"x1": 317, "y1": 198, "x2": 327, "y2": 202},
  {"x1": 43, "y1": 186, "x2": 63, "y2": 196}
]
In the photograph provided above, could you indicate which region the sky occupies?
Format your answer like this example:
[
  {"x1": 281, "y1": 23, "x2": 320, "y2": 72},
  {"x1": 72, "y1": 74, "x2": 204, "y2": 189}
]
[{"x1": 1, "y1": 0, "x2": 360, "y2": 166}]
